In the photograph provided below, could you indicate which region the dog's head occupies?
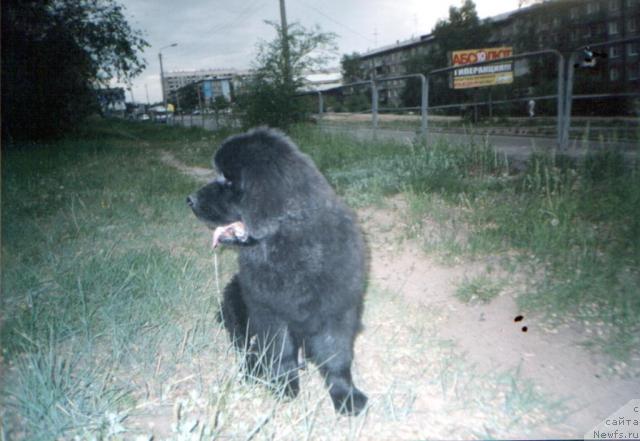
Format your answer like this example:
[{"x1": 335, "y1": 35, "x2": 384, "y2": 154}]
[
  {"x1": 186, "y1": 128, "x2": 289, "y2": 236},
  {"x1": 188, "y1": 127, "x2": 321, "y2": 240},
  {"x1": 186, "y1": 174, "x2": 241, "y2": 229}
]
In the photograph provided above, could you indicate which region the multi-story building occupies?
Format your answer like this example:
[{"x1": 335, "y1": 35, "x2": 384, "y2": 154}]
[
  {"x1": 162, "y1": 68, "x2": 250, "y2": 103},
  {"x1": 352, "y1": 0, "x2": 640, "y2": 108},
  {"x1": 169, "y1": 68, "x2": 340, "y2": 110},
  {"x1": 357, "y1": 34, "x2": 436, "y2": 106},
  {"x1": 490, "y1": 0, "x2": 639, "y2": 86}
]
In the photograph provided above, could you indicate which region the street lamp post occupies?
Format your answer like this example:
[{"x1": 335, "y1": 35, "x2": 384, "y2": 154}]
[{"x1": 159, "y1": 43, "x2": 178, "y2": 110}]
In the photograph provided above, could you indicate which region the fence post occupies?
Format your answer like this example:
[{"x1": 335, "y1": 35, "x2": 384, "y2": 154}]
[
  {"x1": 556, "y1": 53, "x2": 566, "y2": 150},
  {"x1": 317, "y1": 91, "x2": 323, "y2": 116},
  {"x1": 420, "y1": 74, "x2": 428, "y2": 140},
  {"x1": 562, "y1": 52, "x2": 577, "y2": 150},
  {"x1": 562, "y1": 37, "x2": 640, "y2": 150},
  {"x1": 488, "y1": 91, "x2": 493, "y2": 119},
  {"x1": 371, "y1": 79, "x2": 378, "y2": 131}
]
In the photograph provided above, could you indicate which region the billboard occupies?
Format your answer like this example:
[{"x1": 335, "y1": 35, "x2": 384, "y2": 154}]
[{"x1": 451, "y1": 47, "x2": 513, "y2": 89}]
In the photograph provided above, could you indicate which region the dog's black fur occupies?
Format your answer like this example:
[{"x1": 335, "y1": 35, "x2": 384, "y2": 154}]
[{"x1": 188, "y1": 127, "x2": 368, "y2": 415}]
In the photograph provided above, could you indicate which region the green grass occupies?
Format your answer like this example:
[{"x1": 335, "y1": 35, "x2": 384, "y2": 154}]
[
  {"x1": 466, "y1": 150, "x2": 640, "y2": 359},
  {"x1": 291, "y1": 125, "x2": 510, "y2": 207},
  {"x1": 0, "y1": 118, "x2": 628, "y2": 439},
  {"x1": 289, "y1": 124, "x2": 639, "y2": 359},
  {"x1": 1, "y1": 120, "x2": 236, "y2": 439}
]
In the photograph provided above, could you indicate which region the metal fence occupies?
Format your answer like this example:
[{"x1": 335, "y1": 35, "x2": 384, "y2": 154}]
[
  {"x1": 307, "y1": 39, "x2": 640, "y2": 150},
  {"x1": 162, "y1": 38, "x2": 639, "y2": 150},
  {"x1": 167, "y1": 112, "x2": 240, "y2": 131},
  {"x1": 562, "y1": 36, "x2": 640, "y2": 147}
]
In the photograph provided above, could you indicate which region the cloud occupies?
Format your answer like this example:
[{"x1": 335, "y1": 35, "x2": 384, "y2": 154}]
[{"x1": 121, "y1": 0, "x2": 519, "y2": 103}]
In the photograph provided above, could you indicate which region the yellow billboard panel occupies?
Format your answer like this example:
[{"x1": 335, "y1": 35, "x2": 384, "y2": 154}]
[{"x1": 451, "y1": 47, "x2": 514, "y2": 89}]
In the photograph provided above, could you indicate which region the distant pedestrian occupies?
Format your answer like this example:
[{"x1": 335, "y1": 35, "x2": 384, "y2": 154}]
[{"x1": 528, "y1": 99, "x2": 536, "y2": 118}]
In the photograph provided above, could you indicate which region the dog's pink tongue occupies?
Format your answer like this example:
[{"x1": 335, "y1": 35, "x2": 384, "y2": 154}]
[{"x1": 211, "y1": 222, "x2": 247, "y2": 249}]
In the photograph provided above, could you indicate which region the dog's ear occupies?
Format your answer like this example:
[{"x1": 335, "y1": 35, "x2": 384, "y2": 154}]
[
  {"x1": 238, "y1": 165, "x2": 291, "y2": 239},
  {"x1": 214, "y1": 127, "x2": 330, "y2": 239}
]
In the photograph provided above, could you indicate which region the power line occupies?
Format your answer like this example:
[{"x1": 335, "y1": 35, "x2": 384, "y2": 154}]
[
  {"x1": 295, "y1": 0, "x2": 375, "y2": 44},
  {"x1": 171, "y1": 2, "x2": 266, "y2": 62},
  {"x1": 210, "y1": 0, "x2": 267, "y2": 35}
]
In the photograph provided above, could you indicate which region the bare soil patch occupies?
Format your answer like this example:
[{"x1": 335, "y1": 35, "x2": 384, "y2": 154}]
[
  {"x1": 160, "y1": 150, "x2": 215, "y2": 183},
  {"x1": 359, "y1": 195, "x2": 640, "y2": 438}
]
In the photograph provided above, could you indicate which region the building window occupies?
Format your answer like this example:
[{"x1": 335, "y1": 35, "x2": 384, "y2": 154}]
[
  {"x1": 608, "y1": 21, "x2": 620, "y2": 35},
  {"x1": 628, "y1": 65, "x2": 639, "y2": 80},
  {"x1": 570, "y1": 7, "x2": 580, "y2": 19},
  {"x1": 587, "y1": 1, "x2": 600, "y2": 14},
  {"x1": 571, "y1": 29, "x2": 579, "y2": 41},
  {"x1": 584, "y1": 25, "x2": 593, "y2": 38},
  {"x1": 594, "y1": 68, "x2": 604, "y2": 80},
  {"x1": 609, "y1": 66, "x2": 620, "y2": 81},
  {"x1": 628, "y1": 43, "x2": 639, "y2": 56},
  {"x1": 628, "y1": 18, "x2": 638, "y2": 33},
  {"x1": 609, "y1": 0, "x2": 620, "y2": 11},
  {"x1": 610, "y1": 45, "x2": 621, "y2": 58}
]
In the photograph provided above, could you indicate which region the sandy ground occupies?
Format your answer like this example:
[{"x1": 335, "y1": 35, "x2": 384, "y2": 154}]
[{"x1": 359, "y1": 196, "x2": 640, "y2": 438}]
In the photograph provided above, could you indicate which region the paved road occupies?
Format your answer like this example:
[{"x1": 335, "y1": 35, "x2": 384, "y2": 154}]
[
  {"x1": 167, "y1": 117, "x2": 637, "y2": 166},
  {"x1": 318, "y1": 124, "x2": 638, "y2": 166}
]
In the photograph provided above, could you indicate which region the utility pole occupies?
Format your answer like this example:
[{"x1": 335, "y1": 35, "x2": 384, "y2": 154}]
[
  {"x1": 128, "y1": 85, "x2": 135, "y2": 104},
  {"x1": 159, "y1": 52, "x2": 166, "y2": 106},
  {"x1": 159, "y1": 43, "x2": 177, "y2": 109},
  {"x1": 279, "y1": 0, "x2": 291, "y2": 88}
]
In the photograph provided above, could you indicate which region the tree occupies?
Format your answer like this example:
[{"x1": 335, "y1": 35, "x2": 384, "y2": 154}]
[
  {"x1": 341, "y1": 52, "x2": 363, "y2": 83},
  {"x1": 173, "y1": 83, "x2": 200, "y2": 114},
  {"x1": 1, "y1": 0, "x2": 148, "y2": 140},
  {"x1": 235, "y1": 21, "x2": 337, "y2": 129},
  {"x1": 401, "y1": 0, "x2": 490, "y2": 108},
  {"x1": 212, "y1": 95, "x2": 230, "y2": 126},
  {"x1": 432, "y1": 0, "x2": 490, "y2": 61}
]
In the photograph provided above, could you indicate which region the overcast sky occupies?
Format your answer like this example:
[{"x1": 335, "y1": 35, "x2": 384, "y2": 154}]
[{"x1": 120, "y1": 0, "x2": 521, "y2": 104}]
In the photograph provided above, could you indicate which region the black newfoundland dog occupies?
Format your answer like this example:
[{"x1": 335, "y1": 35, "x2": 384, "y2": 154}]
[{"x1": 187, "y1": 127, "x2": 368, "y2": 415}]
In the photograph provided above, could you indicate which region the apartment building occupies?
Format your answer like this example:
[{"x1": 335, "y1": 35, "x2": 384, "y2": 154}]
[
  {"x1": 357, "y1": 34, "x2": 436, "y2": 106},
  {"x1": 491, "y1": 0, "x2": 639, "y2": 85},
  {"x1": 353, "y1": 0, "x2": 640, "y2": 107},
  {"x1": 162, "y1": 68, "x2": 250, "y2": 103}
]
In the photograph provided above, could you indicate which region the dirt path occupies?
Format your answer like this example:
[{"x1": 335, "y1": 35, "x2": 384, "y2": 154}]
[
  {"x1": 360, "y1": 197, "x2": 640, "y2": 438},
  {"x1": 160, "y1": 150, "x2": 215, "y2": 183},
  {"x1": 163, "y1": 151, "x2": 639, "y2": 438}
]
